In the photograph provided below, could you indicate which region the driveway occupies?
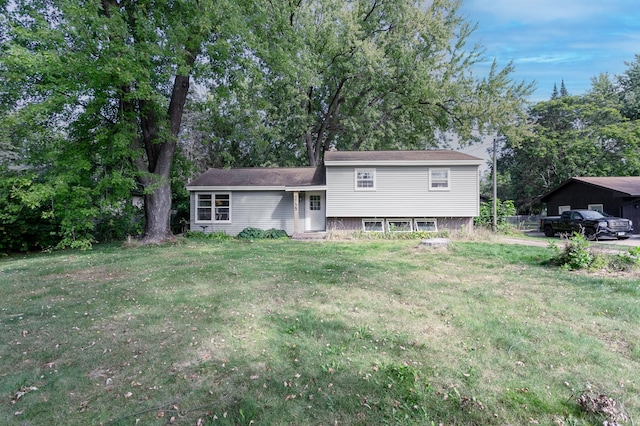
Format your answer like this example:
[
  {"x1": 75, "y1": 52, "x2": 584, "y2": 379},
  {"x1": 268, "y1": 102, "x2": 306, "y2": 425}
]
[{"x1": 502, "y1": 231, "x2": 640, "y2": 249}]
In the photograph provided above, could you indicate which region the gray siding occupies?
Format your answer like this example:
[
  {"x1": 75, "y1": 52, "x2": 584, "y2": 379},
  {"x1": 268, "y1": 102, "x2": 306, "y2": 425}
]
[
  {"x1": 190, "y1": 191, "x2": 306, "y2": 236},
  {"x1": 326, "y1": 166, "x2": 479, "y2": 217}
]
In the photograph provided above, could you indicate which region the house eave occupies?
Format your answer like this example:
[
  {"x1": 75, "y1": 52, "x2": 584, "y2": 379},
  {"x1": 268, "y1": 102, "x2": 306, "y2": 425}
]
[
  {"x1": 285, "y1": 185, "x2": 328, "y2": 192},
  {"x1": 186, "y1": 185, "x2": 286, "y2": 191},
  {"x1": 324, "y1": 160, "x2": 483, "y2": 167}
]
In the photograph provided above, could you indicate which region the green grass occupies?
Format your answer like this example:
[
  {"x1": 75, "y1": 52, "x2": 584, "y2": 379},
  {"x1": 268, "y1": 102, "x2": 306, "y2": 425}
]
[{"x1": 1, "y1": 239, "x2": 638, "y2": 425}]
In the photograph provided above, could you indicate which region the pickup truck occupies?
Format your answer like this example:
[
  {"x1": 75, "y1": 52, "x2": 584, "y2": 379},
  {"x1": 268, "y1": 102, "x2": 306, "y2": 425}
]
[{"x1": 539, "y1": 209, "x2": 633, "y2": 240}]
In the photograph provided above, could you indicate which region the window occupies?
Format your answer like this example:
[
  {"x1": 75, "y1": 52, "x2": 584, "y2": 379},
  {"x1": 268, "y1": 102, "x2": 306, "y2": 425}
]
[
  {"x1": 214, "y1": 194, "x2": 231, "y2": 221},
  {"x1": 309, "y1": 195, "x2": 321, "y2": 211},
  {"x1": 588, "y1": 204, "x2": 604, "y2": 213},
  {"x1": 386, "y1": 219, "x2": 413, "y2": 232},
  {"x1": 558, "y1": 205, "x2": 571, "y2": 214},
  {"x1": 355, "y1": 169, "x2": 376, "y2": 190},
  {"x1": 196, "y1": 194, "x2": 212, "y2": 222},
  {"x1": 362, "y1": 219, "x2": 384, "y2": 232},
  {"x1": 414, "y1": 218, "x2": 437, "y2": 232},
  {"x1": 196, "y1": 193, "x2": 231, "y2": 223},
  {"x1": 429, "y1": 168, "x2": 449, "y2": 190}
]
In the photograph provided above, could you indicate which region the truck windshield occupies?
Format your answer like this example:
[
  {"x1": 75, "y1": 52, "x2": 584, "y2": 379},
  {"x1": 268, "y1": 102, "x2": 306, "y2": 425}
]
[{"x1": 581, "y1": 210, "x2": 605, "y2": 219}]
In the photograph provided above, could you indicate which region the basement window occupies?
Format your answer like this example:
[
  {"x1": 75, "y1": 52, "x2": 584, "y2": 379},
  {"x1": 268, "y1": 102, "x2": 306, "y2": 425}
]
[
  {"x1": 414, "y1": 218, "x2": 437, "y2": 232},
  {"x1": 386, "y1": 219, "x2": 413, "y2": 232},
  {"x1": 362, "y1": 219, "x2": 384, "y2": 232}
]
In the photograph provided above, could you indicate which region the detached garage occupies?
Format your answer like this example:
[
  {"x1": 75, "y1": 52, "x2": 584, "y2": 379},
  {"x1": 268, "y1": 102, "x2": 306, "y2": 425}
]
[{"x1": 540, "y1": 177, "x2": 640, "y2": 234}]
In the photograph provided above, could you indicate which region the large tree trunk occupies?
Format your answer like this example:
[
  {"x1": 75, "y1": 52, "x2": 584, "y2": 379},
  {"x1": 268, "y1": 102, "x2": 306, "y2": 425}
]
[
  {"x1": 138, "y1": 73, "x2": 192, "y2": 243},
  {"x1": 143, "y1": 183, "x2": 174, "y2": 243}
]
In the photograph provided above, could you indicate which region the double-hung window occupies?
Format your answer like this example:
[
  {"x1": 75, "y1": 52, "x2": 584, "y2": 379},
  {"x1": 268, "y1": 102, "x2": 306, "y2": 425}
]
[
  {"x1": 355, "y1": 169, "x2": 376, "y2": 190},
  {"x1": 429, "y1": 168, "x2": 450, "y2": 190},
  {"x1": 196, "y1": 193, "x2": 231, "y2": 223}
]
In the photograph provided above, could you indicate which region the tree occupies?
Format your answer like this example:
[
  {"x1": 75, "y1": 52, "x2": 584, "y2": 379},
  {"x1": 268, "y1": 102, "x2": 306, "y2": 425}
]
[
  {"x1": 1, "y1": 0, "x2": 249, "y2": 245},
  {"x1": 499, "y1": 74, "x2": 640, "y2": 213},
  {"x1": 618, "y1": 54, "x2": 640, "y2": 120},
  {"x1": 242, "y1": 0, "x2": 533, "y2": 166}
]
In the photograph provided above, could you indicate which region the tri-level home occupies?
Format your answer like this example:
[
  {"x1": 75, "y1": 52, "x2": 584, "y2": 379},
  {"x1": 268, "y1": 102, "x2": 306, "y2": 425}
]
[{"x1": 186, "y1": 150, "x2": 483, "y2": 236}]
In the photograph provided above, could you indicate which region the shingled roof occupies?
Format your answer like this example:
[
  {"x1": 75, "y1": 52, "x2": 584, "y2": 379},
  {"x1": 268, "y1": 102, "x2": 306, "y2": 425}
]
[
  {"x1": 541, "y1": 176, "x2": 640, "y2": 201},
  {"x1": 187, "y1": 167, "x2": 325, "y2": 189}
]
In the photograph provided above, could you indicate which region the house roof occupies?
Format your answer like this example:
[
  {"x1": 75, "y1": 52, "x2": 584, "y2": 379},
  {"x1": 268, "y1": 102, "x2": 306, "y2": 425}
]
[
  {"x1": 324, "y1": 149, "x2": 483, "y2": 165},
  {"x1": 186, "y1": 167, "x2": 326, "y2": 190},
  {"x1": 541, "y1": 176, "x2": 640, "y2": 201}
]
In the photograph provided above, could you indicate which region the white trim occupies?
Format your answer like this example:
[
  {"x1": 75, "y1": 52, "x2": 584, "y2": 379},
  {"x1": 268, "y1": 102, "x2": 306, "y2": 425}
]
[
  {"x1": 558, "y1": 205, "x2": 571, "y2": 214},
  {"x1": 194, "y1": 192, "x2": 232, "y2": 224},
  {"x1": 429, "y1": 168, "x2": 450, "y2": 191},
  {"x1": 386, "y1": 218, "x2": 413, "y2": 232},
  {"x1": 187, "y1": 185, "x2": 284, "y2": 191},
  {"x1": 325, "y1": 160, "x2": 483, "y2": 166},
  {"x1": 355, "y1": 168, "x2": 376, "y2": 191},
  {"x1": 588, "y1": 204, "x2": 604, "y2": 213},
  {"x1": 285, "y1": 185, "x2": 327, "y2": 192},
  {"x1": 414, "y1": 218, "x2": 438, "y2": 232},
  {"x1": 362, "y1": 219, "x2": 385, "y2": 232}
]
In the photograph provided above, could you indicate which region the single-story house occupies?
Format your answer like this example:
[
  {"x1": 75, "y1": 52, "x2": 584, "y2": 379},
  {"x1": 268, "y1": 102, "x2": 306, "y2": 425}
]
[
  {"x1": 186, "y1": 150, "x2": 483, "y2": 236},
  {"x1": 540, "y1": 176, "x2": 640, "y2": 234}
]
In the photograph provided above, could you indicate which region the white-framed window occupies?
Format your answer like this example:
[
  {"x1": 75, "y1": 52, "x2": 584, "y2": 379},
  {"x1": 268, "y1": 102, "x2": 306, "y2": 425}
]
[
  {"x1": 414, "y1": 218, "x2": 437, "y2": 232},
  {"x1": 362, "y1": 219, "x2": 384, "y2": 232},
  {"x1": 355, "y1": 169, "x2": 376, "y2": 190},
  {"x1": 196, "y1": 194, "x2": 212, "y2": 222},
  {"x1": 588, "y1": 204, "x2": 604, "y2": 213},
  {"x1": 196, "y1": 193, "x2": 231, "y2": 223},
  {"x1": 386, "y1": 219, "x2": 413, "y2": 232},
  {"x1": 429, "y1": 168, "x2": 450, "y2": 190},
  {"x1": 558, "y1": 205, "x2": 571, "y2": 214}
]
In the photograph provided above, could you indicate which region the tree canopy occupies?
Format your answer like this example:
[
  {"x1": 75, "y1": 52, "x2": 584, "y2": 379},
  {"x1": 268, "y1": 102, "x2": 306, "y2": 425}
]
[
  {"x1": 497, "y1": 70, "x2": 640, "y2": 213},
  {"x1": 1, "y1": 0, "x2": 532, "y2": 248}
]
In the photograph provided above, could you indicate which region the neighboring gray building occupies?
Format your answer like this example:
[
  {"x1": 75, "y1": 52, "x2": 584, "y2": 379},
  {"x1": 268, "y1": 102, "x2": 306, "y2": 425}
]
[{"x1": 186, "y1": 150, "x2": 482, "y2": 236}]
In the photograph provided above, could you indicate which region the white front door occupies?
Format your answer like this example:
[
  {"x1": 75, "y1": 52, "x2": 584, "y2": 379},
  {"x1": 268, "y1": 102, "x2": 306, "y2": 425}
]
[{"x1": 305, "y1": 191, "x2": 326, "y2": 231}]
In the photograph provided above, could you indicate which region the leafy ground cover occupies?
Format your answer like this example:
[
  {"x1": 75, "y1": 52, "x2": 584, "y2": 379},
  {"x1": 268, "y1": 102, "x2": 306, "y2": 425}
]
[{"x1": 1, "y1": 239, "x2": 638, "y2": 425}]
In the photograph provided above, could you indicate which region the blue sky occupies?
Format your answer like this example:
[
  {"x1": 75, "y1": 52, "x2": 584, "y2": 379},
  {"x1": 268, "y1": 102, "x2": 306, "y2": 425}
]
[{"x1": 459, "y1": 0, "x2": 640, "y2": 102}]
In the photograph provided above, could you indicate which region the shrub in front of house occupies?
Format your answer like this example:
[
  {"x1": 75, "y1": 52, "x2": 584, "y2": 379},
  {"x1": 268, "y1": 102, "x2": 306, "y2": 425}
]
[{"x1": 237, "y1": 227, "x2": 288, "y2": 240}]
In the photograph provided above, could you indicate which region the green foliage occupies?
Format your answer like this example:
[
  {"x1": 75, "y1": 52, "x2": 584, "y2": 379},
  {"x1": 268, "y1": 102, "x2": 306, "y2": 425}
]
[
  {"x1": 474, "y1": 199, "x2": 517, "y2": 231},
  {"x1": 353, "y1": 230, "x2": 450, "y2": 240},
  {"x1": 591, "y1": 247, "x2": 640, "y2": 273},
  {"x1": 0, "y1": 172, "x2": 61, "y2": 253},
  {"x1": 184, "y1": 230, "x2": 232, "y2": 241},
  {"x1": 499, "y1": 69, "x2": 640, "y2": 213},
  {"x1": 237, "y1": 227, "x2": 288, "y2": 240},
  {"x1": 548, "y1": 232, "x2": 593, "y2": 270},
  {"x1": 93, "y1": 204, "x2": 144, "y2": 243}
]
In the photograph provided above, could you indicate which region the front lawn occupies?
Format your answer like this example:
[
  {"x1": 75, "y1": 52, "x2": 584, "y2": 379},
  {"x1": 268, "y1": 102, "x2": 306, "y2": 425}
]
[{"x1": 1, "y1": 240, "x2": 638, "y2": 425}]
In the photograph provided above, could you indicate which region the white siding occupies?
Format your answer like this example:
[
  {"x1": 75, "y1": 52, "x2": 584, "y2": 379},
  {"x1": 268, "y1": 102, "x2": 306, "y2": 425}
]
[
  {"x1": 190, "y1": 191, "x2": 306, "y2": 236},
  {"x1": 326, "y1": 166, "x2": 479, "y2": 217}
]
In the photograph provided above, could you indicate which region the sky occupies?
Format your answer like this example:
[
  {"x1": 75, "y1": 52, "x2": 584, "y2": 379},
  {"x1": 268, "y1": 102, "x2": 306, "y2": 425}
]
[{"x1": 458, "y1": 0, "x2": 640, "y2": 102}]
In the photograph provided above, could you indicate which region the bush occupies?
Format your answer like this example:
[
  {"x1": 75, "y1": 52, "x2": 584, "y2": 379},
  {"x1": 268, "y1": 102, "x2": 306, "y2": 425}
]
[
  {"x1": 548, "y1": 232, "x2": 593, "y2": 270},
  {"x1": 184, "y1": 230, "x2": 232, "y2": 241},
  {"x1": 474, "y1": 199, "x2": 517, "y2": 232},
  {"x1": 237, "y1": 227, "x2": 288, "y2": 240}
]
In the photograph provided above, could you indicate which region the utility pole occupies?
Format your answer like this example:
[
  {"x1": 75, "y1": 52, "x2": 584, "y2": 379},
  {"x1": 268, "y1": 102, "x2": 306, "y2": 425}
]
[{"x1": 492, "y1": 137, "x2": 498, "y2": 233}]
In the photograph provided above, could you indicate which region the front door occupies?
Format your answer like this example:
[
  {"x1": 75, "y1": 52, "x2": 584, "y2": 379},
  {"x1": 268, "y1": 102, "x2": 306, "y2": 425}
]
[{"x1": 305, "y1": 191, "x2": 326, "y2": 232}]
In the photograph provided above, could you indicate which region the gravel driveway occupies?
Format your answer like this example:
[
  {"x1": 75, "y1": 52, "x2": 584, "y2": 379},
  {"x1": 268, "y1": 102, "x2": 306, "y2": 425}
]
[{"x1": 499, "y1": 231, "x2": 640, "y2": 249}]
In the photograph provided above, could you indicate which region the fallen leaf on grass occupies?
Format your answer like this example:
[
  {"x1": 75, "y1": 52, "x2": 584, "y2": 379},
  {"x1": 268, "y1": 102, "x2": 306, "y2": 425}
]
[
  {"x1": 11, "y1": 386, "x2": 38, "y2": 404},
  {"x1": 124, "y1": 392, "x2": 133, "y2": 398}
]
